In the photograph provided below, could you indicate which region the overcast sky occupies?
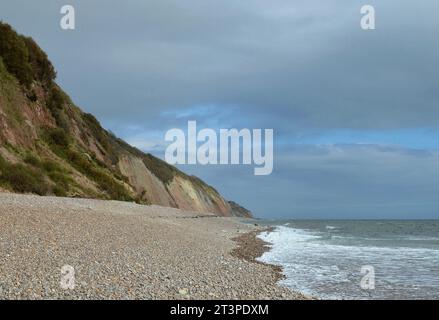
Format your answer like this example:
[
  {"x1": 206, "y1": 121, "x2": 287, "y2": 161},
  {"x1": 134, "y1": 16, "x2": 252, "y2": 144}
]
[{"x1": 1, "y1": 0, "x2": 439, "y2": 218}]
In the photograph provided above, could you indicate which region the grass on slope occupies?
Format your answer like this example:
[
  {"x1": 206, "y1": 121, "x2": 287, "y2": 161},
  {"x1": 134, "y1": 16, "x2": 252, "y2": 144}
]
[
  {"x1": 0, "y1": 154, "x2": 50, "y2": 195},
  {"x1": 42, "y1": 127, "x2": 134, "y2": 201},
  {"x1": 0, "y1": 57, "x2": 25, "y2": 125}
]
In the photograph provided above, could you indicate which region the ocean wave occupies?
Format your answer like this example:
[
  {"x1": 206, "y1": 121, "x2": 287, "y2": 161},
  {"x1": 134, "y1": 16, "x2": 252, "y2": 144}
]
[{"x1": 257, "y1": 225, "x2": 439, "y2": 299}]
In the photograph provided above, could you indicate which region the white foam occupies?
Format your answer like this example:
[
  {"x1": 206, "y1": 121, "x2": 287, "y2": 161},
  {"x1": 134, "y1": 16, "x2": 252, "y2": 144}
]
[{"x1": 257, "y1": 225, "x2": 439, "y2": 299}]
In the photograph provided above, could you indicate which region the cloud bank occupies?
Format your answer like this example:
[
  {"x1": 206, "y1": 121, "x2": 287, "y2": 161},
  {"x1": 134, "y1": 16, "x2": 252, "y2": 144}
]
[{"x1": 1, "y1": 0, "x2": 438, "y2": 217}]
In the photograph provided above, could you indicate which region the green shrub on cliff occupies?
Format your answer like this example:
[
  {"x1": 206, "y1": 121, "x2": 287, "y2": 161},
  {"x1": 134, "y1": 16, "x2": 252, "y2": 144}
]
[
  {"x1": 0, "y1": 22, "x2": 33, "y2": 87},
  {"x1": 81, "y1": 113, "x2": 120, "y2": 164},
  {"x1": 44, "y1": 127, "x2": 71, "y2": 148},
  {"x1": 0, "y1": 56, "x2": 7, "y2": 74},
  {"x1": 40, "y1": 129, "x2": 132, "y2": 201},
  {"x1": 23, "y1": 153, "x2": 73, "y2": 195},
  {"x1": 22, "y1": 36, "x2": 56, "y2": 86},
  {"x1": 0, "y1": 155, "x2": 50, "y2": 195},
  {"x1": 65, "y1": 149, "x2": 132, "y2": 201},
  {"x1": 0, "y1": 22, "x2": 56, "y2": 88},
  {"x1": 142, "y1": 154, "x2": 178, "y2": 185},
  {"x1": 46, "y1": 86, "x2": 71, "y2": 131},
  {"x1": 47, "y1": 86, "x2": 66, "y2": 111}
]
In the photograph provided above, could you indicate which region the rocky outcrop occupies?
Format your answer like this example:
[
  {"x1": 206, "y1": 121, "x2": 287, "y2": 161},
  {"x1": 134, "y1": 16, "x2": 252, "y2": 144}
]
[{"x1": 228, "y1": 201, "x2": 253, "y2": 218}]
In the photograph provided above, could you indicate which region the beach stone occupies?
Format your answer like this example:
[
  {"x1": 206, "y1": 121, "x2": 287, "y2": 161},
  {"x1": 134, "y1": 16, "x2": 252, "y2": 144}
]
[
  {"x1": 178, "y1": 288, "x2": 188, "y2": 295},
  {"x1": 0, "y1": 193, "x2": 310, "y2": 300}
]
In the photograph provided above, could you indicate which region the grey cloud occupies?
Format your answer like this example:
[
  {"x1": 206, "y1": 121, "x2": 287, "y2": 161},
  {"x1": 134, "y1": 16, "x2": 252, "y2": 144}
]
[
  {"x1": 1, "y1": 1, "x2": 439, "y2": 218},
  {"x1": 2, "y1": 0, "x2": 438, "y2": 132},
  {"x1": 179, "y1": 144, "x2": 439, "y2": 218}
]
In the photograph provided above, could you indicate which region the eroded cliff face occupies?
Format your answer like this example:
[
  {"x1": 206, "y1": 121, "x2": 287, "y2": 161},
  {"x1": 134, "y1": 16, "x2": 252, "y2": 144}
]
[
  {"x1": 117, "y1": 154, "x2": 232, "y2": 216},
  {"x1": 0, "y1": 22, "x2": 250, "y2": 217}
]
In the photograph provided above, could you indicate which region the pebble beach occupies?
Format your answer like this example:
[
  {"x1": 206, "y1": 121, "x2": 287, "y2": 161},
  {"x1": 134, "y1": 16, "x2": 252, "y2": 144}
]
[{"x1": 0, "y1": 193, "x2": 306, "y2": 300}]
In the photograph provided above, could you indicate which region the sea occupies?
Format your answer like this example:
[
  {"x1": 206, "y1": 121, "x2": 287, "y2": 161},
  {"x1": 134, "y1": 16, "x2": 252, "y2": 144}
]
[{"x1": 255, "y1": 220, "x2": 439, "y2": 299}]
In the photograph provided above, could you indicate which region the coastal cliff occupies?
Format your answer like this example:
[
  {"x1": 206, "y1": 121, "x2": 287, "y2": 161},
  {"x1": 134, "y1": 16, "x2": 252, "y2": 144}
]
[{"x1": 0, "y1": 22, "x2": 251, "y2": 217}]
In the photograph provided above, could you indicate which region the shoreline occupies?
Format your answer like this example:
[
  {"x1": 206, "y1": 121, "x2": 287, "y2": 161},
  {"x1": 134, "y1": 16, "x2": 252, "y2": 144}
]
[
  {"x1": 231, "y1": 227, "x2": 284, "y2": 281},
  {"x1": 231, "y1": 227, "x2": 312, "y2": 300},
  {"x1": 0, "y1": 192, "x2": 307, "y2": 300}
]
